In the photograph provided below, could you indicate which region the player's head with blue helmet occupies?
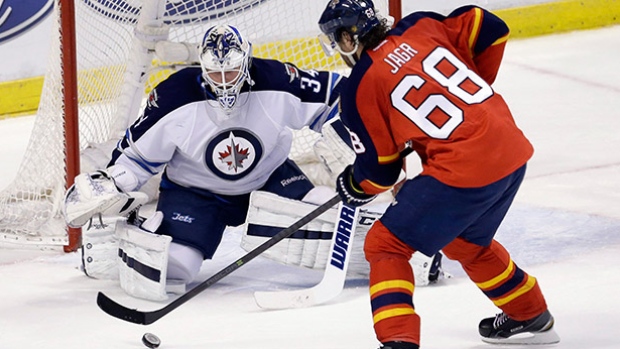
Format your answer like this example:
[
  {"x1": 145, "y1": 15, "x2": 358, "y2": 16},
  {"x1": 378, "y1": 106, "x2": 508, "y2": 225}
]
[
  {"x1": 199, "y1": 25, "x2": 253, "y2": 112},
  {"x1": 318, "y1": 0, "x2": 391, "y2": 67}
]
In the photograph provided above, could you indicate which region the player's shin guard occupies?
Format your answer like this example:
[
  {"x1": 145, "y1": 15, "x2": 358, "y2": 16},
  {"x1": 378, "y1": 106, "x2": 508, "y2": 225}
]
[
  {"x1": 365, "y1": 222, "x2": 420, "y2": 346},
  {"x1": 442, "y1": 238, "x2": 547, "y2": 321}
]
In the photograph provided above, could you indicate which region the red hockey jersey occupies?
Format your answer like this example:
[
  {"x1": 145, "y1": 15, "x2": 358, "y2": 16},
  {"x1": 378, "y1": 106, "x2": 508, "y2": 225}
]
[{"x1": 340, "y1": 6, "x2": 533, "y2": 192}]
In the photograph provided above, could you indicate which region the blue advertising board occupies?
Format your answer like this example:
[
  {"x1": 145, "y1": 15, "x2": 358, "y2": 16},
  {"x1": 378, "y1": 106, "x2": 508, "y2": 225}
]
[{"x1": 0, "y1": 0, "x2": 53, "y2": 44}]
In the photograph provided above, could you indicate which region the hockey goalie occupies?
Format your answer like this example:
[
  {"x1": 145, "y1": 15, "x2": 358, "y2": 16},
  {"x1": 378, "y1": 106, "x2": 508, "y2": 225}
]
[{"x1": 66, "y1": 117, "x2": 446, "y2": 304}]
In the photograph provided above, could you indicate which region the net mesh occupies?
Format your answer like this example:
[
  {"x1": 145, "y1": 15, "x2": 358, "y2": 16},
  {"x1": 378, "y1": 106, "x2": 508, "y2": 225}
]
[{"x1": 0, "y1": 0, "x2": 389, "y2": 248}]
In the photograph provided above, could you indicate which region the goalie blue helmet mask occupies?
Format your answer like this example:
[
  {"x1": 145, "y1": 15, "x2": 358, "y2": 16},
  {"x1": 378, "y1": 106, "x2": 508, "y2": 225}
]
[
  {"x1": 199, "y1": 25, "x2": 253, "y2": 113},
  {"x1": 318, "y1": 0, "x2": 381, "y2": 57}
]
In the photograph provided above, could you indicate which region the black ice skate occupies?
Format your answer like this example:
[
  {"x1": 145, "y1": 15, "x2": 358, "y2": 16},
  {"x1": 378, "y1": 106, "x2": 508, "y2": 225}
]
[
  {"x1": 479, "y1": 310, "x2": 560, "y2": 344},
  {"x1": 378, "y1": 341, "x2": 419, "y2": 349}
]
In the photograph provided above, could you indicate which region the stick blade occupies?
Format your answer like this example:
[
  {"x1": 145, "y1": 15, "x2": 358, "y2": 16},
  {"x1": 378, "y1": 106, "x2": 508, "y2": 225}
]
[
  {"x1": 254, "y1": 288, "x2": 319, "y2": 309},
  {"x1": 96, "y1": 292, "x2": 148, "y2": 325},
  {"x1": 254, "y1": 203, "x2": 358, "y2": 310},
  {"x1": 254, "y1": 276, "x2": 345, "y2": 310}
]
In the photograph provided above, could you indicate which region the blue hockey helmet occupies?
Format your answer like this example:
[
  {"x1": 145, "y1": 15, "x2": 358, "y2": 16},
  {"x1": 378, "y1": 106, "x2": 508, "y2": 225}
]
[{"x1": 318, "y1": 0, "x2": 381, "y2": 57}]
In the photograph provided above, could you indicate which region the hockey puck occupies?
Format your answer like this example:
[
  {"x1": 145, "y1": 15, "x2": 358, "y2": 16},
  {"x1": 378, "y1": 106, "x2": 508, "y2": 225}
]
[{"x1": 141, "y1": 333, "x2": 161, "y2": 348}]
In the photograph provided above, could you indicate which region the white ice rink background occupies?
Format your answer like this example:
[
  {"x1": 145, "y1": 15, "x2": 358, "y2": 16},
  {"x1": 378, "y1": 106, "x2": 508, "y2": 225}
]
[{"x1": 0, "y1": 25, "x2": 619, "y2": 349}]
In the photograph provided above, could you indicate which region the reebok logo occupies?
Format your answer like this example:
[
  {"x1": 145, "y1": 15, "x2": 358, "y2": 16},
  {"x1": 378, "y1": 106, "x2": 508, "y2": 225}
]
[{"x1": 280, "y1": 174, "x2": 307, "y2": 187}]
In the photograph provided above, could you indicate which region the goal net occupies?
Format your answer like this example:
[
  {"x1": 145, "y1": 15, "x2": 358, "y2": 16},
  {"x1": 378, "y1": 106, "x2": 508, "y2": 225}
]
[{"x1": 0, "y1": 0, "x2": 394, "y2": 251}]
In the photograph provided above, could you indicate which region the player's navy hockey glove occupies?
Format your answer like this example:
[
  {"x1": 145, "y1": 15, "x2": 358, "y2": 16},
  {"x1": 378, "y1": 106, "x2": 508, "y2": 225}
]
[{"x1": 336, "y1": 165, "x2": 377, "y2": 207}]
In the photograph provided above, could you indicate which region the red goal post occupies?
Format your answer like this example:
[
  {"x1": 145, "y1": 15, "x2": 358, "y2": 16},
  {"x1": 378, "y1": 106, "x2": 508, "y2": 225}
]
[{"x1": 0, "y1": 0, "x2": 402, "y2": 252}]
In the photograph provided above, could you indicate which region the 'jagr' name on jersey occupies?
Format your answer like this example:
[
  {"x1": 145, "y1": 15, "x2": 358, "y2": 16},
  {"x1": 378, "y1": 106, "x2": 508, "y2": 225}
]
[{"x1": 383, "y1": 43, "x2": 418, "y2": 74}]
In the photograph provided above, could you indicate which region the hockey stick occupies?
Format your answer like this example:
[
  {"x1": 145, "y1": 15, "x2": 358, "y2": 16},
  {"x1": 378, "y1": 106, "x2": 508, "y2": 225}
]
[
  {"x1": 97, "y1": 194, "x2": 342, "y2": 325},
  {"x1": 253, "y1": 202, "x2": 359, "y2": 309}
]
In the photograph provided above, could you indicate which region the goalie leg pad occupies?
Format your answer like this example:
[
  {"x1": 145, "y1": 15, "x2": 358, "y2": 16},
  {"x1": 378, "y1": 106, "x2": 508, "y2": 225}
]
[
  {"x1": 301, "y1": 185, "x2": 336, "y2": 205},
  {"x1": 116, "y1": 213, "x2": 172, "y2": 301},
  {"x1": 81, "y1": 216, "x2": 123, "y2": 280},
  {"x1": 242, "y1": 190, "x2": 338, "y2": 269},
  {"x1": 242, "y1": 190, "x2": 388, "y2": 273}
]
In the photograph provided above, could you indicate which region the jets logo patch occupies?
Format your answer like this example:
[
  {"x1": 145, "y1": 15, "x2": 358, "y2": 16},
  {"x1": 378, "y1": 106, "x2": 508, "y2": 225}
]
[
  {"x1": 205, "y1": 129, "x2": 263, "y2": 180},
  {"x1": 146, "y1": 89, "x2": 159, "y2": 109},
  {"x1": 284, "y1": 63, "x2": 300, "y2": 83}
]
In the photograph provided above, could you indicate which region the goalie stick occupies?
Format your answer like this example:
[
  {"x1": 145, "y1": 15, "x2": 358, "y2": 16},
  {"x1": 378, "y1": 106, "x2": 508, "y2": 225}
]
[
  {"x1": 253, "y1": 202, "x2": 359, "y2": 309},
  {"x1": 97, "y1": 195, "x2": 341, "y2": 325}
]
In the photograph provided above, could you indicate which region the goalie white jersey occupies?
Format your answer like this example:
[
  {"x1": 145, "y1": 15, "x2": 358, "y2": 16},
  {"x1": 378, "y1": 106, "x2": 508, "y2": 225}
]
[{"x1": 109, "y1": 58, "x2": 344, "y2": 195}]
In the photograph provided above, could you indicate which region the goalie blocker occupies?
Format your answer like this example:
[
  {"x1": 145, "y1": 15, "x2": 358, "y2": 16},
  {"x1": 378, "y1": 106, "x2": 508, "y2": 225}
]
[{"x1": 242, "y1": 191, "x2": 448, "y2": 286}]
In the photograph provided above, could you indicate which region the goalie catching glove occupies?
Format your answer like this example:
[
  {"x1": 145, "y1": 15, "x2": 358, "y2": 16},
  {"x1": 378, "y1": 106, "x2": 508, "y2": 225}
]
[{"x1": 64, "y1": 166, "x2": 148, "y2": 228}]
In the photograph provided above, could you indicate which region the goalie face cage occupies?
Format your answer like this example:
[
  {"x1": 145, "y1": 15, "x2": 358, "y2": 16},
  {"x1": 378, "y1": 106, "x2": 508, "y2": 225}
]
[{"x1": 0, "y1": 0, "x2": 400, "y2": 251}]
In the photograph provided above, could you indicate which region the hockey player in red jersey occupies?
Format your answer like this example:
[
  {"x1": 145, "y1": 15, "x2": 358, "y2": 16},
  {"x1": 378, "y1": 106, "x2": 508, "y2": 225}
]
[{"x1": 318, "y1": 1, "x2": 560, "y2": 348}]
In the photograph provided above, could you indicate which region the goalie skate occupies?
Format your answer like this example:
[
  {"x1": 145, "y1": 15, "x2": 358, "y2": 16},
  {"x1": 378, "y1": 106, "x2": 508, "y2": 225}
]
[{"x1": 479, "y1": 310, "x2": 560, "y2": 345}]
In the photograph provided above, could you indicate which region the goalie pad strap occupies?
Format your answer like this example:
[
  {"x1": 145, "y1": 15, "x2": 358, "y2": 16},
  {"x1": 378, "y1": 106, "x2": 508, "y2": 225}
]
[
  {"x1": 247, "y1": 225, "x2": 332, "y2": 240},
  {"x1": 118, "y1": 248, "x2": 164, "y2": 283}
]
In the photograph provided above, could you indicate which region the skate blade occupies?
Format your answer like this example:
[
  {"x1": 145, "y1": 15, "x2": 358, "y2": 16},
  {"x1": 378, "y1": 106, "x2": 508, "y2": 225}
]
[{"x1": 481, "y1": 328, "x2": 560, "y2": 345}]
